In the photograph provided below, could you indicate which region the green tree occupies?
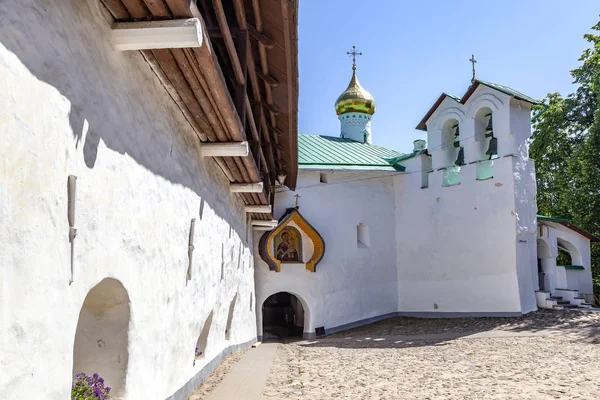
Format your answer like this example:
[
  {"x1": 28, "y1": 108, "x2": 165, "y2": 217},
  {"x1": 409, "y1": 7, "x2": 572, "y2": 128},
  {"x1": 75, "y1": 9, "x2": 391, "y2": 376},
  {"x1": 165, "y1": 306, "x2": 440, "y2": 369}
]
[{"x1": 531, "y1": 21, "x2": 600, "y2": 286}]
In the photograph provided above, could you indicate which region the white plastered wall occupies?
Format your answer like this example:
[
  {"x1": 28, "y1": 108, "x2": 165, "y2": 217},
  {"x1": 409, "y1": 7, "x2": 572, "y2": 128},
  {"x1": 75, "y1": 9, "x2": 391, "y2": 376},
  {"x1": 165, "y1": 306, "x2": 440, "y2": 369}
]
[
  {"x1": 254, "y1": 171, "x2": 399, "y2": 338},
  {"x1": 0, "y1": 1, "x2": 256, "y2": 399},
  {"x1": 539, "y1": 222, "x2": 593, "y2": 294}
]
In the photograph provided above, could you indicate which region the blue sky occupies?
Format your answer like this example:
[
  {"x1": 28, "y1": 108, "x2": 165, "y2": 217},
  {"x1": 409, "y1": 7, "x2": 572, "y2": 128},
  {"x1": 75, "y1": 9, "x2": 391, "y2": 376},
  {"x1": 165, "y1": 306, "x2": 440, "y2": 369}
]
[{"x1": 297, "y1": 1, "x2": 599, "y2": 153}]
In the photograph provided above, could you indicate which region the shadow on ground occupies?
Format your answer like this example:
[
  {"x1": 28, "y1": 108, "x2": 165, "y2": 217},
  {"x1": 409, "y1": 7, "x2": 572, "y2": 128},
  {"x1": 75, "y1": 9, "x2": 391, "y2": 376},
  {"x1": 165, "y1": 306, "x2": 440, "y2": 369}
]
[{"x1": 295, "y1": 309, "x2": 600, "y2": 350}]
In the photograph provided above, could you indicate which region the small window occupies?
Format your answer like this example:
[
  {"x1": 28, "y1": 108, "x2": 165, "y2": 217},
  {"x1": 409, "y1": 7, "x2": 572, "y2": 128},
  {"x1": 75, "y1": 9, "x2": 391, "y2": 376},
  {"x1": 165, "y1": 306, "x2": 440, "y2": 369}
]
[
  {"x1": 357, "y1": 223, "x2": 370, "y2": 248},
  {"x1": 319, "y1": 173, "x2": 328, "y2": 184}
]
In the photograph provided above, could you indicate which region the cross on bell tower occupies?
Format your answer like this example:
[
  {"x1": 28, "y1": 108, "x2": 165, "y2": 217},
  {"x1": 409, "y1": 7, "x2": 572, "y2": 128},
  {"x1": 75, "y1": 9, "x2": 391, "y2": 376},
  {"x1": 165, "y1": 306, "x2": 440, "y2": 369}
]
[
  {"x1": 469, "y1": 54, "x2": 477, "y2": 83},
  {"x1": 347, "y1": 45, "x2": 362, "y2": 71}
]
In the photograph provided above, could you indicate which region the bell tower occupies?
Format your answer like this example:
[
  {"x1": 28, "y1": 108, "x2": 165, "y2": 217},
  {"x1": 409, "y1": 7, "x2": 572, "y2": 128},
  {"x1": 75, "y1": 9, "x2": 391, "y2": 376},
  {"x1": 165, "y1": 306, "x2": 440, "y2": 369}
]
[{"x1": 334, "y1": 46, "x2": 376, "y2": 143}]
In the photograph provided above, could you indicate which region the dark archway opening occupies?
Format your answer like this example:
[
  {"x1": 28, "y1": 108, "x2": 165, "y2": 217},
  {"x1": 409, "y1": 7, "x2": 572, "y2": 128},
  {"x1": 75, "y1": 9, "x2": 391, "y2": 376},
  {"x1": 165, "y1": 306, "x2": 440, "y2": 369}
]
[{"x1": 262, "y1": 292, "x2": 304, "y2": 340}]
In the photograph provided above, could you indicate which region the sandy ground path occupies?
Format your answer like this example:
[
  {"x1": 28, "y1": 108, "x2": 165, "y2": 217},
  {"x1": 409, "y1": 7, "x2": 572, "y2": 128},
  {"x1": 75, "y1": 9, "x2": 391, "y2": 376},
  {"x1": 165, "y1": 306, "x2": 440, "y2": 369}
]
[{"x1": 262, "y1": 310, "x2": 600, "y2": 400}]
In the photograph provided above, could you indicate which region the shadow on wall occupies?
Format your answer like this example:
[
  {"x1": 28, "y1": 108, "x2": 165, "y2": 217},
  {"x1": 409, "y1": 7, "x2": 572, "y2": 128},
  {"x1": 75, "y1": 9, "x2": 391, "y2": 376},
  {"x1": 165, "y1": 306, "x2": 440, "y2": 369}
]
[
  {"x1": 0, "y1": 0, "x2": 246, "y2": 238},
  {"x1": 73, "y1": 278, "x2": 130, "y2": 398}
]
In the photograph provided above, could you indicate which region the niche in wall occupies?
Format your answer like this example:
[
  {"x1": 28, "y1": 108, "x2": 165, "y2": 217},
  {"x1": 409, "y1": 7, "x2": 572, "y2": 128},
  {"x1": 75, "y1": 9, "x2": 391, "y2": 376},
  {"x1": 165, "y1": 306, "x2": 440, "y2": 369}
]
[
  {"x1": 72, "y1": 278, "x2": 130, "y2": 398},
  {"x1": 225, "y1": 293, "x2": 238, "y2": 340},
  {"x1": 194, "y1": 311, "x2": 214, "y2": 363},
  {"x1": 357, "y1": 223, "x2": 370, "y2": 248}
]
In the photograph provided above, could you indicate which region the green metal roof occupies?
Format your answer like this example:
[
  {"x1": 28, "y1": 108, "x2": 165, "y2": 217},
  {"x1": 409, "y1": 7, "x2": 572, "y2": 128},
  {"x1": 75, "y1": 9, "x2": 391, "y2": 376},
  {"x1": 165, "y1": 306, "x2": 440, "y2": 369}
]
[
  {"x1": 476, "y1": 80, "x2": 541, "y2": 105},
  {"x1": 298, "y1": 134, "x2": 424, "y2": 172}
]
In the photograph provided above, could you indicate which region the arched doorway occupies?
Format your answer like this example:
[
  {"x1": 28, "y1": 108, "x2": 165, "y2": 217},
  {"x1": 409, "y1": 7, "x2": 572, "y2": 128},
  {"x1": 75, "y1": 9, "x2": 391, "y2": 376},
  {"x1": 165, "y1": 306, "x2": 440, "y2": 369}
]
[
  {"x1": 262, "y1": 292, "x2": 304, "y2": 340},
  {"x1": 537, "y1": 238, "x2": 552, "y2": 291},
  {"x1": 72, "y1": 278, "x2": 130, "y2": 398}
]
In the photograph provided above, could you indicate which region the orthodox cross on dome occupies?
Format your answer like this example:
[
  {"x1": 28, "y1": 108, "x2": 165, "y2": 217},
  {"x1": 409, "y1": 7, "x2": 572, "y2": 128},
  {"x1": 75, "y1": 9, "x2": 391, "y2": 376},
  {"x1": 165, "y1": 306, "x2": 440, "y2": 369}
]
[
  {"x1": 347, "y1": 45, "x2": 362, "y2": 71},
  {"x1": 469, "y1": 54, "x2": 477, "y2": 83},
  {"x1": 294, "y1": 193, "x2": 301, "y2": 208}
]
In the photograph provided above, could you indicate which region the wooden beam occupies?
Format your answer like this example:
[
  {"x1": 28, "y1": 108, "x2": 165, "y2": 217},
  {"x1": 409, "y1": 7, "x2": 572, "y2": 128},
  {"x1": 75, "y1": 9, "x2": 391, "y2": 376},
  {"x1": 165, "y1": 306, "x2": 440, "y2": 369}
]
[
  {"x1": 248, "y1": 24, "x2": 275, "y2": 49},
  {"x1": 202, "y1": 142, "x2": 249, "y2": 157},
  {"x1": 99, "y1": 0, "x2": 131, "y2": 20},
  {"x1": 251, "y1": 219, "x2": 278, "y2": 227},
  {"x1": 230, "y1": 182, "x2": 264, "y2": 193},
  {"x1": 252, "y1": 225, "x2": 274, "y2": 231},
  {"x1": 244, "y1": 205, "x2": 272, "y2": 213},
  {"x1": 112, "y1": 19, "x2": 203, "y2": 51},
  {"x1": 255, "y1": 69, "x2": 279, "y2": 87},
  {"x1": 212, "y1": 0, "x2": 245, "y2": 85},
  {"x1": 142, "y1": 0, "x2": 172, "y2": 17},
  {"x1": 120, "y1": 0, "x2": 151, "y2": 19}
]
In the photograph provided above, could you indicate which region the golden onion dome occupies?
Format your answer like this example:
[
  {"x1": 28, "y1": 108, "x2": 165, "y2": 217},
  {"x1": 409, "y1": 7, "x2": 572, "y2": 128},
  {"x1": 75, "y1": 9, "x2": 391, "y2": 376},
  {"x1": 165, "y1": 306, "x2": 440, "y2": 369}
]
[{"x1": 335, "y1": 69, "x2": 376, "y2": 116}]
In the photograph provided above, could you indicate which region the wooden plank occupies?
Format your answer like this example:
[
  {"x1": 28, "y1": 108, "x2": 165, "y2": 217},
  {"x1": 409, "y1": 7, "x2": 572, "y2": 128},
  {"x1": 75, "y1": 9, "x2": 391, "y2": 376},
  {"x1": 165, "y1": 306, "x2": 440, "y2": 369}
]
[
  {"x1": 121, "y1": 0, "x2": 151, "y2": 19},
  {"x1": 151, "y1": 49, "x2": 217, "y2": 142},
  {"x1": 142, "y1": 0, "x2": 172, "y2": 17},
  {"x1": 183, "y1": 49, "x2": 232, "y2": 141},
  {"x1": 171, "y1": 48, "x2": 229, "y2": 141},
  {"x1": 232, "y1": 0, "x2": 247, "y2": 30},
  {"x1": 212, "y1": 0, "x2": 245, "y2": 85},
  {"x1": 99, "y1": 0, "x2": 131, "y2": 19},
  {"x1": 140, "y1": 50, "x2": 207, "y2": 142},
  {"x1": 234, "y1": 29, "x2": 249, "y2": 139},
  {"x1": 190, "y1": 47, "x2": 244, "y2": 141},
  {"x1": 248, "y1": 24, "x2": 275, "y2": 49},
  {"x1": 163, "y1": 0, "x2": 202, "y2": 18}
]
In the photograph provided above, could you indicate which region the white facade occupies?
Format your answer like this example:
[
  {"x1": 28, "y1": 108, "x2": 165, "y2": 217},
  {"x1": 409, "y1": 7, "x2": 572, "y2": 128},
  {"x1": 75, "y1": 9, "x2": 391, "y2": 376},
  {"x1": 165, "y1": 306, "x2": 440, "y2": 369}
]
[
  {"x1": 254, "y1": 171, "x2": 399, "y2": 339},
  {"x1": 1, "y1": 1, "x2": 256, "y2": 399},
  {"x1": 339, "y1": 112, "x2": 373, "y2": 143},
  {"x1": 253, "y1": 83, "x2": 595, "y2": 338}
]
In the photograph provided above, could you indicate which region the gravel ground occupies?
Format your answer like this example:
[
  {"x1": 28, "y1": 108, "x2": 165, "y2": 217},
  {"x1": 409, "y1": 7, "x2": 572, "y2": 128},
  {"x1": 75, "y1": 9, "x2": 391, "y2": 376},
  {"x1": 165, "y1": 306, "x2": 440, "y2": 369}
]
[
  {"x1": 262, "y1": 310, "x2": 600, "y2": 400},
  {"x1": 187, "y1": 350, "x2": 247, "y2": 400}
]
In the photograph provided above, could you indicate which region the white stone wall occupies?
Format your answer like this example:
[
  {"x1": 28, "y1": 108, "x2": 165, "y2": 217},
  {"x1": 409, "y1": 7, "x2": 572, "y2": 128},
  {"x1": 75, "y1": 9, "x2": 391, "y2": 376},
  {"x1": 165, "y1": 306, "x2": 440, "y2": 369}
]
[
  {"x1": 394, "y1": 157, "x2": 533, "y2": 314},
  {"x1": 0, "y1": 1, "x2": 256, "y2": 399},
  {"x1": 538, "y1": 222, "x2": 593, "y2": 294},
  {"x1": 254, "y1": 171, "x2": 399, "y2": 337}
]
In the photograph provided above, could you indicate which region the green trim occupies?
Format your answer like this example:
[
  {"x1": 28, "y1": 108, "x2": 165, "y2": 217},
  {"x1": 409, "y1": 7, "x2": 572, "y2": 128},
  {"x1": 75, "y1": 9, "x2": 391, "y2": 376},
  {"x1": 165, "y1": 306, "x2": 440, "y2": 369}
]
[
  {"x1": 537, "y1": 215, "x2": 569, "y2": 223},
  {"x1": 557, "y1": 265, "x2": 585, "y2": 270}
]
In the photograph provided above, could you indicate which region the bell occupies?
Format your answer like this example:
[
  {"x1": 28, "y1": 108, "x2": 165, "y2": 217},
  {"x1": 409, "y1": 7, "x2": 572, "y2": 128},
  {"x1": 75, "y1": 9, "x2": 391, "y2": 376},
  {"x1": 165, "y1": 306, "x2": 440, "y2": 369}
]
[
  {"x1": 453, "y1": 124, "x2": 460, "y2": 137},
  {"x1": 485, "y1": 115, "x2": 493, "y2": 132},
  {"x1": 486, "y1": 136, "x2": 498, "y2": 159},
  {"x1": 453, "y1": 140, "x2": 460, "y2": 148},
  {"x1": 455, "y1": 147, "x2": 465, "y2": 166}
]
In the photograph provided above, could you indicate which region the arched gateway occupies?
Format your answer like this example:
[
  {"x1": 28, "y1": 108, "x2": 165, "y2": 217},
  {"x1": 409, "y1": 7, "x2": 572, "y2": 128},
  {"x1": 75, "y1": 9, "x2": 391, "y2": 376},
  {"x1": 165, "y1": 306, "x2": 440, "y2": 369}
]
[{"x1": 262, "y1": 292, "x2": 306, "y2": 340}]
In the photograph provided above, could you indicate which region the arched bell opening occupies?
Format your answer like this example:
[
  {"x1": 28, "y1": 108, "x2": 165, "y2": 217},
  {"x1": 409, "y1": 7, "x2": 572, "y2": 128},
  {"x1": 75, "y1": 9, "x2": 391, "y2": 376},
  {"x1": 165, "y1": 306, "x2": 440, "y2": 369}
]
[
  {"x1": 194, "y1": 311, "x2": 213, "y2": 364},
  {"x1": 72, "y1": 278, "x2": 130, "y2": 399},
  {"x1": 262, "y1": 292, "x2": 305, "y2": 341},
  {"x1": 440, "y1": 118, "x2": 461, "y2": 186},
  {"x1": 474, "y1": 107, "x2": 496, "y2": 180},
  {"x1": 225, "y1": 293, "x2": 238, "y2": 340}
]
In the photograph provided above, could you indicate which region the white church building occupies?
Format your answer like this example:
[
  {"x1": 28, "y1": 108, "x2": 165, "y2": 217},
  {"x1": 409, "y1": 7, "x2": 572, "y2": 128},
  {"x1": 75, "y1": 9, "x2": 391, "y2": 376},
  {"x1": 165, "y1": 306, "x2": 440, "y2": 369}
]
[
  {"x1": 1, "y1": 0, "x2": 598, "y2": 398},
  {"x1": 255, "y1": 63, "x2": 599, "y2": 340}
]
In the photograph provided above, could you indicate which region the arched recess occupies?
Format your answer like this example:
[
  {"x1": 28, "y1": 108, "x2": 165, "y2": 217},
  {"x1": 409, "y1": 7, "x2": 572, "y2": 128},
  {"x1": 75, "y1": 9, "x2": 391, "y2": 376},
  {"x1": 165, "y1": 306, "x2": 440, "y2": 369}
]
[
  {"x1": 261, "y1": 292, "x2": 307, "y2": 340},
  {"x1": 440, "y1": 118, "x2": 460, "y2": 168},
  {"x1": 557, "y1": 237, "x2": 583, "y2": 266},
  {"x1": 474, "y1": 106, "x2": 496, "y2": 161},
  {"x1": 194, "y1": 311, "x2": 213, "y2": 363},
  {"x1": 225, "y1": 293, "x2": 238, "y2": 340},
  {"x1": 72, "y1": 278, "x2": 130, "y2": 398}
]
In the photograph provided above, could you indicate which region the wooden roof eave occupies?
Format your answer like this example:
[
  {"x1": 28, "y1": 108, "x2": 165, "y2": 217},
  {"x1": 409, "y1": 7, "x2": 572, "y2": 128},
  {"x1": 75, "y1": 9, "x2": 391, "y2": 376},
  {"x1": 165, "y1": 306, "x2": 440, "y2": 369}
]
[{"x1": 100, "y1": 0, "x2": 280, "y2": 209}]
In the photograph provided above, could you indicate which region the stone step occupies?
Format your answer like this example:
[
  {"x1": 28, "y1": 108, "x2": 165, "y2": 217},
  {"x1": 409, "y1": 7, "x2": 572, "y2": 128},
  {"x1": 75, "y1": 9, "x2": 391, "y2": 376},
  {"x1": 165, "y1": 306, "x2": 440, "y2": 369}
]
[
  {"x1": 557, "y1": 300, "x2": 570, "y2": 305},
  {"x1": 553, "y1": 304, "x2": 580, "y2": 309},
  {"x1": 550, "y1": 296, "x2": 563, "y2": 300}
]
